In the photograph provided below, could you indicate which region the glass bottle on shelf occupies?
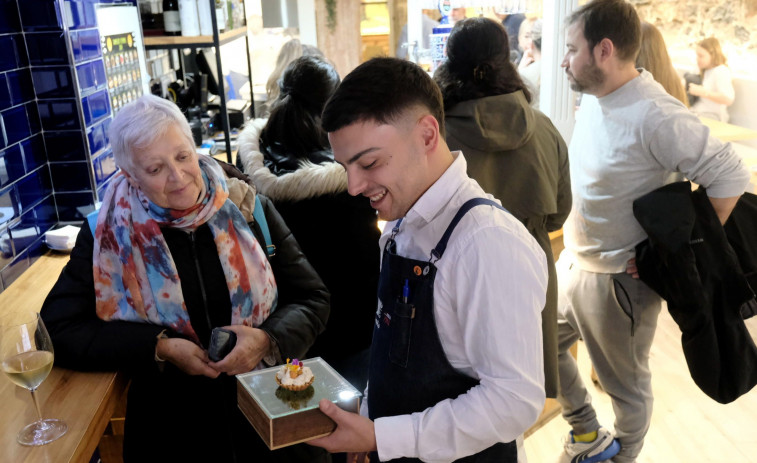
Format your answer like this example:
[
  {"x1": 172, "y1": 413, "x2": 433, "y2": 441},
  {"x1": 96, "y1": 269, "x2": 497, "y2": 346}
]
[
  {"x1": 163, "y1": 0, "x2": 181, "y2": 36},
  {"x1": 215, "y1": 0, "x2": 226, "y2": 32}
]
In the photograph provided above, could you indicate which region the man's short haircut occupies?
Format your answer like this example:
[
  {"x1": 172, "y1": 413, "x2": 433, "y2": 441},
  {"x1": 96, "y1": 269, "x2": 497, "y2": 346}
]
[
  {"x1": 566, "y1": 0, "x2": 641, "y2": 63},
  {"x1": 321, "y1": 57, "x2": 445, "y2": 137}
]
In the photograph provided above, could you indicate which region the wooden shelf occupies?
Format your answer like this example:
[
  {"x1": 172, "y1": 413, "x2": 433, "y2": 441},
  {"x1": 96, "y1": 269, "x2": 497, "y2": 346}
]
[{"x1": 143, "y1": 26, "x2": 247, "y2": 49}]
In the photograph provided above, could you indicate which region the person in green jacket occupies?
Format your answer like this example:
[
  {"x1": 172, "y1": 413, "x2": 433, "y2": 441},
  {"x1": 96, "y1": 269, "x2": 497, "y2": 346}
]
[{"x1": 434, "y1": 17, "x2": 571, "y2": 400}]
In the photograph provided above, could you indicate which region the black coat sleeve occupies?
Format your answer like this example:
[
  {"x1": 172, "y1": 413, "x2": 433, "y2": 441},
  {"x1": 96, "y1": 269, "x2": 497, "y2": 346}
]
[
  {"x1": 255, "y1": 195, "x2": 330, "y2": 361},
  {"x1": 40, "y1": 224, "x2": 166, "y2": 373}
]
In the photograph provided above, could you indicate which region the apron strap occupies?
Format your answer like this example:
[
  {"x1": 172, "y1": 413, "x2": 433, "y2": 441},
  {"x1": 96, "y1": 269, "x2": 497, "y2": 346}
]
[{"x1": 430, "y1": 198, "x2": 506, "y2": 261}]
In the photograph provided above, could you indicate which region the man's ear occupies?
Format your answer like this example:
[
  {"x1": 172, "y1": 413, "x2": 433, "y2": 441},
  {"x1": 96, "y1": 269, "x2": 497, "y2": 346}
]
[
  {"x1": 417, "y1": 114, "x2": 440, "y2": 154},
  {"x1": 594, "y1": 37, "x2": 614, "y2": 64}
]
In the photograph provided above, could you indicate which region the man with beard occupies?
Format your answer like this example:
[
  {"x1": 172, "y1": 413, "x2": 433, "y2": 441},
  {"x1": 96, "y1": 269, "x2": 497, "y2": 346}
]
[{"x1": 554, "y1": 1, "x2": 750, "y2": 463}]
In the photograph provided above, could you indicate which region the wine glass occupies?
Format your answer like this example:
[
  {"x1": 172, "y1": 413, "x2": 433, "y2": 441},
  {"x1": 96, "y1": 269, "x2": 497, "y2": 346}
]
[{"x1": 0, "y1": 312, "x2": 68, "y2": 446}]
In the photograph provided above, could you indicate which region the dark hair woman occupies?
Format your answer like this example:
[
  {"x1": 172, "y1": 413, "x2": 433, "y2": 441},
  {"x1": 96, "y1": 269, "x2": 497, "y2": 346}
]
[{"x1": 238, "y1": 55, "x2": 380, "y2": 395}]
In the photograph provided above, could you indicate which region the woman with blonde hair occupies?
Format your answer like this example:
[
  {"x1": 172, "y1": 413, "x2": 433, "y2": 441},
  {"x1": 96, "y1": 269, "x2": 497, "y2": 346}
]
[
  {"x1": 261, "y1": 39, "x2": 324, "y2": 116},
  {"x1": 636, "y1": 22, "x2": 688, "y2": 106},
  {"x1": 688, "y1": 36, "x2": 735, "y2": 121}
]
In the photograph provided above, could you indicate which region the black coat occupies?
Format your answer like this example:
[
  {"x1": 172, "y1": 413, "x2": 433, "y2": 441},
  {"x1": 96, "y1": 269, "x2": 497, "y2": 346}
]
[
  {"x1": 633, "y1": 181, "x2": 757, "y2": 404},
  {"x1": 238, "y1": 120, "x2": 381, "y2": 393},
  {"x1": 41, "y1": 194, "x2": 330, "y2": 462}
]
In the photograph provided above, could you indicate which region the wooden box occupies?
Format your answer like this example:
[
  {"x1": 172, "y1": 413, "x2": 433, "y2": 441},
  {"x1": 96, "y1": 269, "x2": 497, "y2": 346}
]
[{"x1": 237, "y1": 357, "x2": 361, "y2": 450}]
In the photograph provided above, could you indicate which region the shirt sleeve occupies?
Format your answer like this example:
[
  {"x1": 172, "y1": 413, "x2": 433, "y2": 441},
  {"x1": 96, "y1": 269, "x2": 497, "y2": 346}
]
[
  {"x1": 711, "y1": 65, "x2": 735, "y2": 103},
  {"x1": 374, "y1": 222, "x2": 547, "y2": 463},
  {"x1": 646, "y1": 105, "x2": 750, "y2": 198}
]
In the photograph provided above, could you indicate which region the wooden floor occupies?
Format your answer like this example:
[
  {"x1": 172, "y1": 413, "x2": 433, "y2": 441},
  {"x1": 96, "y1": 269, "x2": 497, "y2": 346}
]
[{"x1": 524, "y1": 309, "x2": 757, "y2": 462}]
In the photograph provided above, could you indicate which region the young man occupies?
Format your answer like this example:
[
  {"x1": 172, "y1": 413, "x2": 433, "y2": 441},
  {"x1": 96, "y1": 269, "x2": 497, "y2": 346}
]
[
  {"x1": 556, "y1": 1, "x2": 750, "y2": 462},
  {"x1": 307, "y1": 57, "x2": 548, "y2": 462}
]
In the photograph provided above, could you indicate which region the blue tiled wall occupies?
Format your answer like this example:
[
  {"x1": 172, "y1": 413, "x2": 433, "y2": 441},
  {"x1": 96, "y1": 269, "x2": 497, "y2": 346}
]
[{"x1": 0, "y1": 0, "x2": 136, "y2": 292}]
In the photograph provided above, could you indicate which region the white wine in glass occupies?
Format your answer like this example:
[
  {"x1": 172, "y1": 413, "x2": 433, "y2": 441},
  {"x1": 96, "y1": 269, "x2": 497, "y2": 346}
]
[{"x1": 1, "y1": 313, "x2": 68, "y2": 446}]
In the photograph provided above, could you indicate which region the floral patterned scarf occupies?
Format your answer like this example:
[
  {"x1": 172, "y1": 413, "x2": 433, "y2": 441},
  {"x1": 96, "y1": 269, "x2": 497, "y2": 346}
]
[{"x1": 93, "y1": 155, "x2": 277, "y2": 343}]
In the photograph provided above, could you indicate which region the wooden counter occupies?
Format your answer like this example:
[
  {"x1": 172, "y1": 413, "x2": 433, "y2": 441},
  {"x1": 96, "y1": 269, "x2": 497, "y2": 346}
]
[
  {"x1": 0, "y1": 253, "x2": 128, "y2": 463},
  {"x1": 700, "y1": 116, "x2": 757, "y2": 142}
]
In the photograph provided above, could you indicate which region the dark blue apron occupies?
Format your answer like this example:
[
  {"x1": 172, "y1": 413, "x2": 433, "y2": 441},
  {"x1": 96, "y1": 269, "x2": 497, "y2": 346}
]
[{"x1": 368, "y1": 198, "x2": 517, "y2": 463}]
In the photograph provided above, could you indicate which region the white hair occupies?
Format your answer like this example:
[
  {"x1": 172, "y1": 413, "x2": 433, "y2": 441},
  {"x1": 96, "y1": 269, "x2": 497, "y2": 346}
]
[{"x1": 109, "y1": 94, "x2": 194, "y2": 175}]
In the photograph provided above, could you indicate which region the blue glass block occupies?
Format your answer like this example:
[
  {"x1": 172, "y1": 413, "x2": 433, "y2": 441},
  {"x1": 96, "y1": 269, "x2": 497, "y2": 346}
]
[
  {"x1": 77, "y1": 60, "x2": 107, "y2": 96},
  {"x1": 17, "y1": 168, "x2": 52, "y2": 213},
  {"x1": 87, "y1": 118, "x2": 110, "y2": 156},
  {"x1": 97, "y1": 174, "x2": 116, "y2": 201},
  {"x1": 0, "y1": 74, "x2": 10, "y2": 111},
  {"x1": 94, "y1": 149, "x2": 116, "y2": 186},
  {"x1": 7, "y1": 68, "x2": 35, "y2": 106},
  {"x1": 71, "y1": 29, "x2": 101, "y2": 63},
  {"x1": 32, "y1": 67, "x2": 76, "y2": 99},
  {"x1": 0, "y1": 143, "x2": 24, "y2": 187},
  {"x1": 0, "y1": 0, "x2": 22, "y2": 34},
  {"x1": 0, "y1": 223, "x2": 15, "y2": 272},
  {"x1": 54, "y1": 191, "x2": 95, "y2": 222},
  {"x1": 12, "y1": 33, "x2": 28, "y2": 68},
  {"x1": 21, "y1": 134, "x2": 46, "y2": 172},
  {"x1": 0, "y1": 35, "x2": 19, "y2": 72},
  {"x1": 1, "y1": 105, "x2": 31, "y2": 145},
  {"x1": 11, "y1": 212, "x2": 41, "y2": 252},
  {"x1": 32, "y1": 195, "x2": 58, "y2": 233},
  {"x1": 26, "y1": 101, "x2": 41, "y2": 134},
  {"x1": 38, "y1": 100, "x2": 81, "y2": 131},
  {"x1": 50, "y1": 161, "x2": 92, "y2": 192},
  {"x1": 26, "y1": 32, "x2": 68, "y2": 66},
  {"x1": 65, "y1": 0, "x2": 86, "y2": 29},
  {"x1": 81, "y1": 2, "x2": 99, "y2": 29},
  {"x1": 81, "y1": 89, "x2": 110, "y2": 126},
  {"x1": 1, "y1": 252, "x2": 30, "y2": 288},
  {"x1": 18, "y1": 0, "x2": 63, "y2": 32},
  {"x1": 44, "y1": 130, "x2": 87, "y2": 162},
  {"x1": 0, "y1": 185, "x2": 19, "y2": 228}
]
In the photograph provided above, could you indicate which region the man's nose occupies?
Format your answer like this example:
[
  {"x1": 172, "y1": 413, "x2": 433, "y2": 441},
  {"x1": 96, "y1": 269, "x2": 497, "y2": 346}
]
[{"x1": 346, "y1": 170, "x2": 366, "y2": 197}]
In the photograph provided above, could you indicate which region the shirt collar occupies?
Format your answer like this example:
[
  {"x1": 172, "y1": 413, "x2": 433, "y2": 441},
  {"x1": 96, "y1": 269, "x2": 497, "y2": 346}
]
[{"x1": 404, "y1": 151, "x2": 467, "y2": 226}]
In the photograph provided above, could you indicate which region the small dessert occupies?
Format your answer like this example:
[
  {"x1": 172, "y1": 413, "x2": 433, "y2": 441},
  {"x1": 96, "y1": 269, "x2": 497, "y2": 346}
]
[{"x1": 275, "y1": 358, "x2": 314, "y2": 391}]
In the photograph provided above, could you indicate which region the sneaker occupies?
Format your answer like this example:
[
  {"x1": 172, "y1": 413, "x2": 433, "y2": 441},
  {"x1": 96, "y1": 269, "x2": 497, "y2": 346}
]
[{"x1": 563, "y1": 427, "x2": 620, "y2": 463}]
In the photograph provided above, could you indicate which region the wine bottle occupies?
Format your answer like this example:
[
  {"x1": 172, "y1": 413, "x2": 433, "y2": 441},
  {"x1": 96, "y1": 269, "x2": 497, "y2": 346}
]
[
  {"x1": 215, "y1": 0, "x2": 226, "y2": 32},
  {"x1": 163, "y1": 0, "x2": 181, "y2": 36}
]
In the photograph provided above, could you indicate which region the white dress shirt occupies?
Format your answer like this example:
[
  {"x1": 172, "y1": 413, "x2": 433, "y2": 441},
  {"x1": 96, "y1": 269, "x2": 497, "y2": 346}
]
[{"x1": 363, "y1": 152, "x2": 547, "y2": 463}]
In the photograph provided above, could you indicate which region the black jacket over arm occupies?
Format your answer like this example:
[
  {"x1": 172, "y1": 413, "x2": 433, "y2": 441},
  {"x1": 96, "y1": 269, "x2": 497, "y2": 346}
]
[
  {"x1": 40, "y1": 194, "x2": 330, "y2": 462},
  {"x1": 633, "y1": 181, "x2": 757, "y2": 404}
]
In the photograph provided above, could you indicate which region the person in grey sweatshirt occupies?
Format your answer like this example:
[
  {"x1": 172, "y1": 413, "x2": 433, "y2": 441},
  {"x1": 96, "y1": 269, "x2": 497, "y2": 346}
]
[{"x1": 555, "y1": 1, "x2": 750, "y2": 463}]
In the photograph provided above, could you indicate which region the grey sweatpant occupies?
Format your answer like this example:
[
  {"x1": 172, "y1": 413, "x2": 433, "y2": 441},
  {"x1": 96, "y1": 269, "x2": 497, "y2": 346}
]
[{"x1": 555, "y1": 255, "x2": 662, "y2": 463}]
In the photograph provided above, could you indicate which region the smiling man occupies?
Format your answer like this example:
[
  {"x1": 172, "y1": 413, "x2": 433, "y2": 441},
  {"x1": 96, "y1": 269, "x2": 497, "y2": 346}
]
[
  {"x1": 307, "y1": 57, "x2": 548, "y2": 463},
  {"x1": 554, "y1": 1, "x2": 750, "y2": 463}
]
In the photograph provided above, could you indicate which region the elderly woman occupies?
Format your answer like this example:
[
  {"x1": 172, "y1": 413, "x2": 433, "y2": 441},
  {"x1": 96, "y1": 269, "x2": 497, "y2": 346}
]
[
  {"x1": 434, "y1": 17, "x2": 571, "y2": 400},
  {"x1": 40, "y1": 95, "x2": 330, "y2": 462}
]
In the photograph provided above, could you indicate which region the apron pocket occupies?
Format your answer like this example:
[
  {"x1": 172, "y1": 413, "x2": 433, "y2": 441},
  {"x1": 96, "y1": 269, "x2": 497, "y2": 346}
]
[{"x1": 389, "y1": 302, "x2": 416, "y2": 367}]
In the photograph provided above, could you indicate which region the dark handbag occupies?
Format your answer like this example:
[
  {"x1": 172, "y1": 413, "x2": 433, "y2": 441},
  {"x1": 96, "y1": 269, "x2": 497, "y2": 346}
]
[{"x1": 683, "y1": 72, "x2": 702, "y2": 105}]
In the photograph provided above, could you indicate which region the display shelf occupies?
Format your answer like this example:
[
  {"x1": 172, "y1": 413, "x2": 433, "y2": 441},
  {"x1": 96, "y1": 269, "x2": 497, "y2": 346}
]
[
  {"x1": 143, "y1": 26, "x2": 248, "y2": 50},
  {"x1": 142, "y1": 0, "x2": 253, "y2": 164}
]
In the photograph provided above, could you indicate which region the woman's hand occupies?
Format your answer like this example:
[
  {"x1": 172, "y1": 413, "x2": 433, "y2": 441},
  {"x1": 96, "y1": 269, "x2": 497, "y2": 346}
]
[
  {"x1": 157, "y1": 337, "x2": 221, "y2": 378},
  {"x1": 209, "y1": 325, "x2": 271, "y2": 375}
]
